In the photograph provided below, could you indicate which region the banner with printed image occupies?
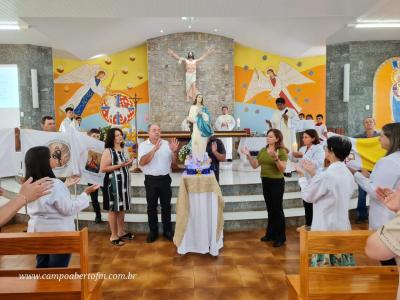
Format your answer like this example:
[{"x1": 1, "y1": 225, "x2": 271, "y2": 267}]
[
  {"x1": 21, "y1": 129, "x2": 74, "y2": 178},
  {"x1": 71, "y1": 131, "x2": 105, "y2": 186}
]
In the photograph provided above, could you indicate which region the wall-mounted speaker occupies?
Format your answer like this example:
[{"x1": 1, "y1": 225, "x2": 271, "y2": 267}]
[
  {"x1": 31, "y1": 69, "x2": 39, "y2": 108},
  {"x1": 343, "y1": 63, "x2": 350, "y2": 103}
]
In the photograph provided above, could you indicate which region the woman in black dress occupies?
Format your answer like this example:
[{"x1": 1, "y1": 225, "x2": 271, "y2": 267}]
[{"x1": 100, "y1": 128, "x2": 134, "y2": 246}]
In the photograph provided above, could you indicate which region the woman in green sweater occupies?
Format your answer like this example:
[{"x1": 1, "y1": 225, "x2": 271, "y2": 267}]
[{"x1": 241, "y1": 129, "x2": 288, "y2": 247}]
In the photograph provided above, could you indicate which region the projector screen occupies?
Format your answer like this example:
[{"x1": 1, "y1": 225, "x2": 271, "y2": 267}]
[{"x1": 0, "y1": 64, "x2": 20, "y2": 128}]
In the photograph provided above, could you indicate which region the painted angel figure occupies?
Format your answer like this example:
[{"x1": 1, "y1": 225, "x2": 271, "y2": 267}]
[
  {"x1": 168, "y1": 47, "x2": 215, "y2": 101},
  {"x1": 55, "y1": 64, "x2": 107, "y2": 115},
  {"x1": 244, "y1": 62, "x2": 315, "y2": 112}
]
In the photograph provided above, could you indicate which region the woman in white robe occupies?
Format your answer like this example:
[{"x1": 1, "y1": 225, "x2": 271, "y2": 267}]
[
  {"x1": 354, "y1": 123, "x2": 400, "y2": 234},
  {"x1": 289, "y1": 129, "x2": 325, "y2": 228},
  {"x1": 296, "y1": 136, "x2": 356, "y2": 266},
  {"x1": 25, "y1": 146, "x2": 99, "y2": 268}
]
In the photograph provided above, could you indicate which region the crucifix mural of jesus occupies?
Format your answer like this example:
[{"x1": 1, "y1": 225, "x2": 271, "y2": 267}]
[{"x1": 168, "y1": 47, "x2": 214, "y2": 101}]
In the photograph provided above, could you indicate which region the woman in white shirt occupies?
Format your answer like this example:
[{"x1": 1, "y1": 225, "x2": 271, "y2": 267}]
[
  {"x1": 25, "y1": 146, "x2": 99, "y2": 268},
  {"x1": 353, "y1": 123, "x2": 400, "y2": 265},
  {"x1": 289, "y1": 129, "x2": 325, "y2": 228},
  {"x1": 0, "y1": 178, "x2": 52, "y2": 227},
  {"x1": 296, "y1": 136, "x2": 356, "y2": 266}
]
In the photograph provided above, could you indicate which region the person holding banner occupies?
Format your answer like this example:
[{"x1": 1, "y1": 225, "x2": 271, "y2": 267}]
[
  {"x1": 100, "y1": 128, "x2": 134, "y2": 246},
  {"x1": 353, "y1": 123, "x2": 400, "y2": 265},
  {"x1": 59, "y1": 107, "x2": 75, "y2": 132},
  {"x1": 0, "y1": 178, "x2": 53, "y2": 227},
  {"x1": 353, "y1": 117, "x2": 380, "y2": 224},
  {"x1": 24, "y1": 146, "x2": 99, "y2": 268},
  {"x1": 40, "y1": 116, "x2": 56, "y2": 132}
]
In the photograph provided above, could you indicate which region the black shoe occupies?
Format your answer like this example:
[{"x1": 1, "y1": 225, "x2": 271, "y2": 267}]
[
  {"x1": 284, "y1": 173, "x2": 292, "y2": 177},
  {"x1": 119, "y1": 232, "x2": 135, "y2": 240},
  {"x1": 163, "y1": 231, "x2": 174, "y2": 241},
  {"x1": 146, "y1": 232, "x2": 159, "y2": 243},
  {"x1": 260, "y1": 235, "x2": 274, "y2": 242},
  {"x1": 272, "y1": 240, "x2": 285, "y2": 247},
  {"x1": 227, "y1": 159, "x2": 232, "y2": 162},
  {"x1": 95, "y1": 216, "x2": 102, "y2": 224}
]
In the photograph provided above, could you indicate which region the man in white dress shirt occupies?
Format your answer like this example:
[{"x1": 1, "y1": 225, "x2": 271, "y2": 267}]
[
  {"x1": 269, "y1": 98, "x2": 300, "y2": 176},
  {"x1": 59, "y1": 107, "x2": 74, "y2": 132},
  {"x1": 215, "y1": 106, "x2": 236, "y2": 161},
  {"x1": 138, "y1": 124, "x2": 179, "y2": 243}
]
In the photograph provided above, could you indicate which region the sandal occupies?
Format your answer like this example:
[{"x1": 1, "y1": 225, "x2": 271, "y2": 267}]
[
  {"x1": 119, "y1": 232, "x2": 135, "y2": 240},
  {"x1": 110, "y1": 238, "x2": 125, "y2": 246}
]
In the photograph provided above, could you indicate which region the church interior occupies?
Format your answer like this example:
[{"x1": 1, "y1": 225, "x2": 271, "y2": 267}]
[{"x1": 0, "y1": 0, "x2": 400, "y2": 299}]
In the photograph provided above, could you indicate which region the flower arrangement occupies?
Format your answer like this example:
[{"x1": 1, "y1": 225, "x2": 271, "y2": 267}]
[{"x1": 178, "y1": 144, "x2": 191, "y2": 162}]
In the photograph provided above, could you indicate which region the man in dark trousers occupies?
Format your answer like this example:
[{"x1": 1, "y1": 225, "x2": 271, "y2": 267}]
[
  {"x1": 206, "y1": 135, "x2": 226, "y2": 183},
  {"x1": 87, "y1": 128, "x2": 102, "y2": 223},
  {"x1": 138, "y1": 124, "x2": 179, "y2": 243}
]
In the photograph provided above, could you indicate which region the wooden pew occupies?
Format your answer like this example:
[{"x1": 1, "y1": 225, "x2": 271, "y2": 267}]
[
  {"x1": 0, "y1": 228, "x2": 103, "y2": 300},
  {"x1": 286, "y1": 229, "x2": 398, "y2": 300}
]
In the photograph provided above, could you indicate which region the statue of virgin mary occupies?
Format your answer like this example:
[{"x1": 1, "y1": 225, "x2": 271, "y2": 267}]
[{"x1": 187, "y1": 94, "x2": 213, "y2": 161}]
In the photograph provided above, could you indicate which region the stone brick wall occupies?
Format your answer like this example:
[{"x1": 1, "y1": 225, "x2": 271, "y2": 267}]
[
  {"x1": 147, "y1": 32, "x2": 234, "y2": 131},
  {"x1": 0, "y1": 45, "x2": 54, "y2": 129},
  {"x1": 326, "y1": 41, "x2": 400, "y2": 136}
]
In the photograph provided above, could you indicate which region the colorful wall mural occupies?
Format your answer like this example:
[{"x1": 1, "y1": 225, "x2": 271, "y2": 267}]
[
  {"x1": 234, "y1": 43, "x2": 326, "y2": 133},
  {"x1": 53, "y1": 40, "x2": 326, "y2": 137},
  {"x1": 373, "y1": 57, "x2": 400, "y2": 128},
  {"x1": 53, "y1": 44, "x2": 149, "y2": 133}
]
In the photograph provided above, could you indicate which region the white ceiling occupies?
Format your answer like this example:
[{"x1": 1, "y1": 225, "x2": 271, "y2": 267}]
[{"x1": 0, "y1": 0, "x2": 398, "y2": 59}]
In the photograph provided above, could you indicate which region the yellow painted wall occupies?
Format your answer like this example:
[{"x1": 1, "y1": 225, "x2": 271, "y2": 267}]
[
  {"x1": 53, "y1": 44, "x2": 149, "y2": 128},
  {"x1": 234, "y1": 43, "x2": 326, "y2": 117}
]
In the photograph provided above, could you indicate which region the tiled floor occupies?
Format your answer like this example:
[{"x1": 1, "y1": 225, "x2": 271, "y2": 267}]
[{"x1": 0, "y1": 223, "x2": 370, "y2": 300}]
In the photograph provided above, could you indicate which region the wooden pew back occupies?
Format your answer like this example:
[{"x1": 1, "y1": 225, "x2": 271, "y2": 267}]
[
  {"x1": 0, "y1": 228, "x2": 89, "y2": 299},
  {"x1": 298, "y1": 229, "x2": 398, "y2": 299}
]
